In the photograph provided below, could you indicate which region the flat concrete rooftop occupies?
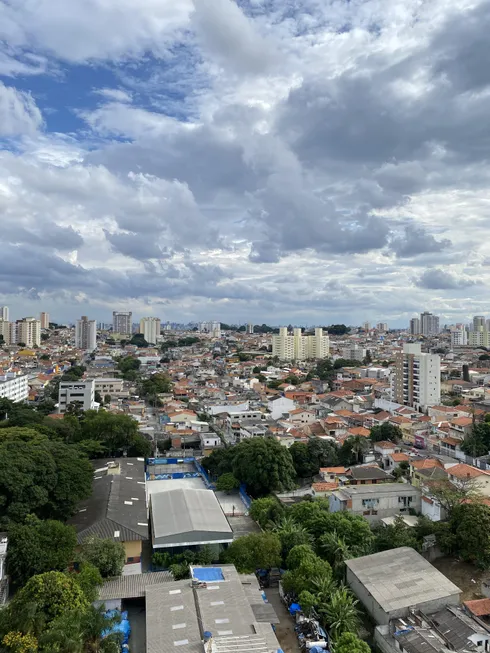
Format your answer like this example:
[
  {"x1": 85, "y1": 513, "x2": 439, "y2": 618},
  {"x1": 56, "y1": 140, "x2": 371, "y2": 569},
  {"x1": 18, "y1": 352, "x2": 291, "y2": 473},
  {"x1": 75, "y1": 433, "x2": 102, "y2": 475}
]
[{"x1": 346, "y1": 547, "x2": 461, "y2": 614}]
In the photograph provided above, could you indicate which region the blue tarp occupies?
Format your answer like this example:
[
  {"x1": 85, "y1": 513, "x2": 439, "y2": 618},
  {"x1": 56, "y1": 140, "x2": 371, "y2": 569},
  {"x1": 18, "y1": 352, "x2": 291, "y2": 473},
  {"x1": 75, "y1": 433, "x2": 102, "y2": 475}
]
[
  {"x1": 103, "y1": 610, "x2": 131, "y2": 649},
  {"x1": 289, "y1": 603, "x2": 301, "y2": 615},
  {"x1": 192, "y1": 567, "x2": 224, "y2": 581}
]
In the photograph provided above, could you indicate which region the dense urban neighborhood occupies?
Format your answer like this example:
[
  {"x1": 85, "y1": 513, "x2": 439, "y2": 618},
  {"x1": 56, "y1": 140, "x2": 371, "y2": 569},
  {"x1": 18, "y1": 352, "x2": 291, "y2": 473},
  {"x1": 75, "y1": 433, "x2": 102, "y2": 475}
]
[{"x1": 1, "y1": 310, "x2": 490, "y2": 652}]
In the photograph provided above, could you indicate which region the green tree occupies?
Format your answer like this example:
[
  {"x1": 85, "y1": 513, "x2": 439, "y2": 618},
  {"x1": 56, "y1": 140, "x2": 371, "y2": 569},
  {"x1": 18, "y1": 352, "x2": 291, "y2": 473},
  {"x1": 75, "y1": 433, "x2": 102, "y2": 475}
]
[
  {"x1": 461, "y1": 422, "x2": 490, "y2": 457},
  {"x1": 373, "y1": 516, "x2": 419, "y2": 553},
  {"x1": 71, "y1": 562, "x2": 103, "y2": 603},
  {"x1": 104, "y1": 394, "x2": 111, "y2": 405},
  {"x1": 2, "y1": 631, "x2": 38, "y2": 653},
  {"x1": 346, "y1": 435, "x2": 369, "y2": 464},
  {"x1": 216, "y1": 473, "x2": 240, "y2": 493},
  {"x1": 448, "y1": 503, "x2": 490, "y2": 568},
  {"x1": 139, "y1": 373, "x2": 172, "y2": 397},
  {"x1": 39, "y1": 605, "x2": 121, "y2": 653},
  {"x1": 334, "y1": 632, "x2": 371, "y2": 653},
  {"x1": 427, "y1": 477, "x2": 481, "y2": 515},
  {"x1": 6, "y1": 572, "x2": 88, "y2": 635},
  {"x1": 224, "y1": 533, "x2": 281, "y2": 572},
  {"x1": 7, "y1": 517, "x2": 77, "y2": 587},
  {"x1": 289, "y1": 443, "x2": 313, "y2": 478},
  {"x1": 324, "y1": 587, "x2": 360, "y2": 640},
  {"x1": 370, "y1": 422, "x2": 402, "y2": 443},
  {"x1": 80, "y1": 411, "x2": 150, "y2": 457},
  {"x1": 272, "y1": 517, "x2": 313, "y2": 560},
  {"x1": 231, "y1": 438, "x2": 296, "y2": 496},
  {"x1": 78, "y1": 537, "x2": 125, "y2": 578},
  {"x1": 249, "y1": 497, "x2": 285, "y2": 529},
  {"x1": 282, "y1": 552, "x2": 333, "y2": 596},
  {"x1": 0, "y1": 440, "x2": 92, "y2": 525}
]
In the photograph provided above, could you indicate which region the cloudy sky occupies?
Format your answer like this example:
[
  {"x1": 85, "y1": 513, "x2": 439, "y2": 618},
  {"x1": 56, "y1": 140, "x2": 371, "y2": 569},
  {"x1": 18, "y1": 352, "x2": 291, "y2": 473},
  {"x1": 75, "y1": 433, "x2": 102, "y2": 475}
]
[{"x1": 1, "y1": 0, "x2": 489, "y2": 326}]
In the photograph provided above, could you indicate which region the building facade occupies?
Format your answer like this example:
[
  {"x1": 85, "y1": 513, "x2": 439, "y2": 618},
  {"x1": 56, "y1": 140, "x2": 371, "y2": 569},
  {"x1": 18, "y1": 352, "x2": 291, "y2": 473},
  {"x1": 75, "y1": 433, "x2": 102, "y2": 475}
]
[
  {"x1": 0, "y1": 320, "x2": 10, "y2": 345},
  {"x1": 16, "y1": 318, "x2": 41, "y2": 347},
  {"x1": 451, "y1": 327, "x2": 467, "y2": 347},
  {"x1": 393, "y1": 343, "x2": 441, "y2": 411},
  {"x1": 0, "y1": 373, "x2": 29, "y2": 402},
  {"x1": 0, "y1": 307, "x2": 8, "y2": 322},
  {"x1": 420, "y1": 312, "x2": 440, "y2": 336},
  {"x1": 329, "y1": 484, "x2": 422, "y2": 523},
  {"x1": 75, "y1": 316, "x2": 97, "y2": 351},
  {"x1": 58, "y1": 380, "x2": 96, "y2": 413},
  {"x1": 40, "y1": 312, "x2": 50, "y2": 329},
  {"x1": 272, "y1": 327, "x2": 330, "y2": 360},
  {"x1": 113, "y1": 311, "x2": 132, "y2": 336},
  {"x1": 409, "y1": 317, "x2": 420, "y2": 335},
  {"x1": 139, "y1": 317, "x2": 161, "y2": 344}
]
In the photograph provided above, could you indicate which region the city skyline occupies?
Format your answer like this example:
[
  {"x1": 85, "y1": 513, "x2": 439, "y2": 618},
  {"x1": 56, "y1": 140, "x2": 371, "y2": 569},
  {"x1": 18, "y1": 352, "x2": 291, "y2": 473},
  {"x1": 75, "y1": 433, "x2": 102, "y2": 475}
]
[{"x1": 1, "y1": 1, "x2": 489, "y2": 324}]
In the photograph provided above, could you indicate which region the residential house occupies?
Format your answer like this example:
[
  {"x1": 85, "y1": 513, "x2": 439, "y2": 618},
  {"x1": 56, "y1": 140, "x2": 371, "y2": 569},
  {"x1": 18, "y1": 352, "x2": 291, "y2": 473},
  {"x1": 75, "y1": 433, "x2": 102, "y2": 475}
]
[
  {"x1": 346, "y1": 465, "x2": 394, "y2": 485},
  {"x1": 329, "y1": 483, "x2": 421, "y2": 522},
  {"x1": 320, "y1": 467, "x2": 347, "y2": 483},
  {"x1": 288, "y1": 408, "x2": 316, "y2": 425},
  {"x1": 385, "y1": 452, "x2": 410, "y2": 473},
  {"x1": 267, "y1": 396, "x2": 296, "y2": 420},
  {"x1": 445, "y1": 463, "x2": 490, "y2": 496},
  {"x1": 448, "y1": 416, "x2": 473, "y2": 441}
]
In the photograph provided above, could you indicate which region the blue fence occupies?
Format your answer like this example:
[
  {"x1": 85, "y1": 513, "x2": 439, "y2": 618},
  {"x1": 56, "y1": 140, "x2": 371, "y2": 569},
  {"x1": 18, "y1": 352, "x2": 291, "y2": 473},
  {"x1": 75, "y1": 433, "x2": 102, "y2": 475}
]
[
  {"x1": 239, "y1": 483, "x2": 252, "y2": 510},
  {"x1": 147, "y1": 457, "x2": 195, "y2": 465},
  {"x1": 194, "y1": 461, "x2": 215, "y2": 489},
  {"x1": 147, "y1": 472, "x2": 202, "y2": 481}
]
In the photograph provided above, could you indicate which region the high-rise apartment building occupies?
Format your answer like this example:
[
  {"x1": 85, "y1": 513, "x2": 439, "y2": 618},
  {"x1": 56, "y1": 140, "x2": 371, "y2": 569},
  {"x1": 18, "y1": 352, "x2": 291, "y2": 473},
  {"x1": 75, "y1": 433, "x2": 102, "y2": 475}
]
[
  {"x1": 40, "y1": 312, "x2": 50, "y2": 329},
  {"x1": 16, "y1": 318, "x2": 41, "y2": 347},
  {"x1": 0, "y1": 307, "x2": 8, "y2": 322},
  {"x1": 420, "y1": 312, "x2": 440, "y2": 336},
  {"x1": 75, "y1": 316, "x2": 97, "y2": 351},
  {"x1": 113, "y1": 311, "x2": 132, "y2": 336},
  {"x1": 473, "y1": 316, "x2": 486, "y2": 331},
  {"x1": 0, "y1": 320, "x2": 10, "y2": 345},
  {"x1": 468, "y1": 330, "x2": 490, "y2": 347},
  {"x1": 451, "y1": 328, "x2": 468, "y2": 347},
  {"x1": 393, "y1": 343, "x2": 441, "y2": 411},
  {"x1": 272, "y1": 327, "x2": 330, "y2": 360},
  {"x1": 376, "y1": 323, "x2": 388, "y2": 332},
  {"x1": 198, "y1": 321, "x2": 221, "y2": 337},
  {"x1": 139, "y1": 317, "x2": 161, "y2": 344},
  {"x1": 409, "y1": 318, "x2": 420, "y2": 335},
  {"x1": 341, "y1": 344, "x2": 366, "y2": 361},
  {"x1": 247, "y1": 323, "x2": 254, "y2": 334}
]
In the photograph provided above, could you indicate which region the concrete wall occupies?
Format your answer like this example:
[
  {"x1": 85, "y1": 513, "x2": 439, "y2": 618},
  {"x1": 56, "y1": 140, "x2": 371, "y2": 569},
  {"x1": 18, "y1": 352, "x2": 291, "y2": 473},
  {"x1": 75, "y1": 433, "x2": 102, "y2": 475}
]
[
  {"x1": 347, "y1": 567, "x2": 390, "y2": 624},
  {"x1": 124, "y1": 540, "x2": 142, "y2": 563}
]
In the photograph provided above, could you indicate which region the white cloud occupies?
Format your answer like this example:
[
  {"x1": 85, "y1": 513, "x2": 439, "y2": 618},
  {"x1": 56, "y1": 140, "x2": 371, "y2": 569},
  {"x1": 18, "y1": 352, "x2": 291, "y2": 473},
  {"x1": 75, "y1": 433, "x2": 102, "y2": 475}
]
[
  {"x1": 0, "y1": 81, "x2": 43, "y2": 136},
  {"x1": 1, "y1": 0, "x2": 490, "y2": 324}
]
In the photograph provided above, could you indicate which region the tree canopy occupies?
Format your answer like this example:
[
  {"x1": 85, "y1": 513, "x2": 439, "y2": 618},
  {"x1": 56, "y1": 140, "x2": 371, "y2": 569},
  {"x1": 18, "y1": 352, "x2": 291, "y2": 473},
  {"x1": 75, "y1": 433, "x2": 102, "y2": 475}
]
[
  {"x1": 7, "y1": 517, "x2": 77, "y2": 587},
  {"x1": 369, "y1": 422, "x2": 402, "y2": 443},
  {"x1": 0, "y1": 439, "x2": 92, "y2": 525},
  {"x1": 224, "y1": 533, "x2": 282, "y2": 573},
  {"x1": 78, "y1": 537, "x2": 126, "y2": 578},
  {"x1": 203, "y1": 437, "x2": 296, "y2": 496}
]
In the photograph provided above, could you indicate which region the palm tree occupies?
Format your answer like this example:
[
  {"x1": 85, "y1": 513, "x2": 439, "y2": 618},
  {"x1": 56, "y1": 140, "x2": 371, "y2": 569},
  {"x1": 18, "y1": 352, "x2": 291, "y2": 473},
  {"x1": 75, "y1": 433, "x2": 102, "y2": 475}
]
[
  {"x1": 38, "y1": 611, "x2": 84, "y2": 653},
  {"x1": 349, "y1": 436, "x2": 369, "y2": 464},
  {"x1": 324, "y1": 586, "x2": 360, "y2": 641},
  {"x1": 80, "y1": 606, "x2": 121, "y2": 653},
  {"x1": 272, "y1": 516, "x2": 313, "y2": 556},
  {"x1": 319, "y1": 531, "x2": 352, "y2": 580}
]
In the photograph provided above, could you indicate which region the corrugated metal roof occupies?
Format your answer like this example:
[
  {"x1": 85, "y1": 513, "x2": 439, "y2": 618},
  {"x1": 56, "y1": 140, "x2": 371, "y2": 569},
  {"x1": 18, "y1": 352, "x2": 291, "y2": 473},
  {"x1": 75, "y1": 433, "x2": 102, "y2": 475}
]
[
  {"x1": 146, "y1": 581, "x2": 202, "y2": 653},
  {"x1": 151, "y1": 489, "x2": 233, "y2": 547},
  {"x1": 69, "y1": 458, "x2": 148, "y2": 543},
  {"x1": 98, "y1": 571, "x2": 173, "y2": 600}
]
